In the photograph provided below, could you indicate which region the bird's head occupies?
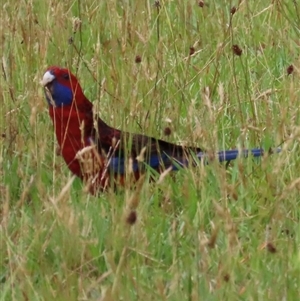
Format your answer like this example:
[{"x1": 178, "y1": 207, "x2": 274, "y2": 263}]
[{"x1": 41, "y1": 66, "x2": 84, "y2": 107}]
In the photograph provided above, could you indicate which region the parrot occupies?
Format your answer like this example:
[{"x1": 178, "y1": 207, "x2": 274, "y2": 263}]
[{"x1": 41, "y1": 66, "x2": 278, "y2": 193}]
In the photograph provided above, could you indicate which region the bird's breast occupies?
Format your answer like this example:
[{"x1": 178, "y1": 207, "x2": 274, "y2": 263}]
[{"x1": 49, "y1": 106, "x2": 93, "y2": 177}]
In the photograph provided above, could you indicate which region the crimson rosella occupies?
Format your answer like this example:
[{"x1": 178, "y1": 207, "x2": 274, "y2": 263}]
[{"x1": 41, "y1": 66, "x2": 277, "y2": 193}]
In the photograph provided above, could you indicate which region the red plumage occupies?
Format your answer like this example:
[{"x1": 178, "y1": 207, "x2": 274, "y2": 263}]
[{"x1": 43, "y1": 67, "x2": 109, "y2": 191}]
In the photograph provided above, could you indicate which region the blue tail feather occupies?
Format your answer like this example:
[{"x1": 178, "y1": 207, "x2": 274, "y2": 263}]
[
  {"x1": 197, "y1": 148, "x2": 281, "y2": 163},
  {"x1": 109, "y1": 148, "x2": 281, "y2": 175}
]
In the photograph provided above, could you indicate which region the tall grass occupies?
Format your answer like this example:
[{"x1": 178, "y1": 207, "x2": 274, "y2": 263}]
[{"x1": 1, "y1": 1, "x2": 300, "y2": 300}]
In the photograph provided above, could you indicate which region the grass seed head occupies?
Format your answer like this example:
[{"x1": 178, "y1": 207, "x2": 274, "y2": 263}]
[
  {"x1": 135, "y1": 55, "x2": 142, "y2": 63},
  {"x1": 266, "y1": 242, "x2": 277, "y2": 253},
  {"x1": 232, "y1": 45, "x2": 242, "y2": 56},
  {"x1": 231, "y1": 6, "x2": 237, "y2": 15},
  {"x1": 287, "y1": 64, "x2": 294, "y2": 75},
  {"x1": 163, "y1": 127, "x2": 172, "y2": 136},
  {"x1": 198, "y1": 1, "x2": 205, "y2": 8},
  {"x1": 189, "y1": 47, "x2": 195, "y2": 56},
  {"x1": 126, "y1": 210, "x2": 137, "y2": 225}
]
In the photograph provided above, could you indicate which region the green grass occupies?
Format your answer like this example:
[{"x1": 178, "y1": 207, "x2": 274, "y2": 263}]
[{"x1": 1, "y1": 0, "x2": 300, "y2": 300}]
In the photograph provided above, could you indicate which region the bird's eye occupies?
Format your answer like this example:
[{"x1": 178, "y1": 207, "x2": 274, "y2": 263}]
[{"x1": 62, "y1": 74, "x2": 70, "y2": 80}]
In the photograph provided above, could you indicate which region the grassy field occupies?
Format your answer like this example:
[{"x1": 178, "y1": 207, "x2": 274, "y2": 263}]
[{"x1": 1, "y1": 0, "x2": 300, "y2": 300}]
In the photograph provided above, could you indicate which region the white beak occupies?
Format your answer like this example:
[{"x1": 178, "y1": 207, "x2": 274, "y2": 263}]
[{"x1": 40, "y1": 71, "x2": 55, "y2": 86}]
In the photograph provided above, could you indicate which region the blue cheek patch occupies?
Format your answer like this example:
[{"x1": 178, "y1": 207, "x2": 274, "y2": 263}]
[{"x1": 45, "y1": 81, "x2": 73, "y2": 107}]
